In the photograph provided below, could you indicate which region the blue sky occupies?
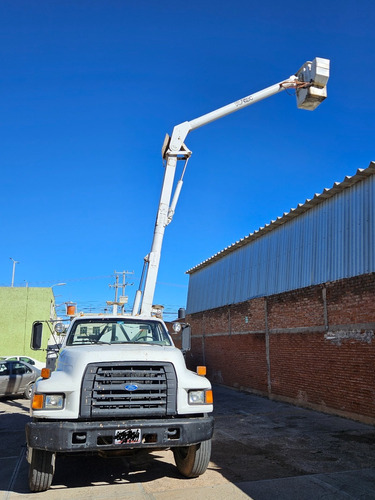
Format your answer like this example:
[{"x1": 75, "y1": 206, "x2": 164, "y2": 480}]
[{"x1": 0, "y1": 1, "x2": 374, "y2": 318}]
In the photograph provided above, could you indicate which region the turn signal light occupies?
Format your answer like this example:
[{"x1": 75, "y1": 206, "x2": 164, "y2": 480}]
[
  {"x1": 197, "y1": 366, "x2": 206, "y2": 376},
  {"x1": 41, "y1": 368, "x2": 51, "y2": 379},
  {"x1": 205, "y1": 389, "x2": 213, "y2": 404},
  {"x1": 32, "y1": 394, "x2": 44, "y2": 410}
]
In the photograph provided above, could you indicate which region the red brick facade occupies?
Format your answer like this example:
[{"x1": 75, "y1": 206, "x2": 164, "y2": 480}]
[{"x1": 186, "y1": 272, "x2": 375, "y2": 424}]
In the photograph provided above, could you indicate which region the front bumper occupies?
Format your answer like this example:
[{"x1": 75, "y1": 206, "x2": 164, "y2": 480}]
[{"x1": 25, "y1": 415, "x2": 214, "y2": 453}]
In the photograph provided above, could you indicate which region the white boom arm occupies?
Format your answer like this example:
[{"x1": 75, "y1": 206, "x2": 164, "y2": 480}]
[{"x1": 132, "y1": 58, "x2": 330, "y2": 316}]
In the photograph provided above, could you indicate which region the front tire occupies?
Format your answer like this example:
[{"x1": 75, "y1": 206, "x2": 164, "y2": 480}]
[
  {"x1": 173, "y1": 439, "x2": 211, "y2": 478},
  {"x1": 28, "y1": 448, "x2": 56, "y2": 492}
]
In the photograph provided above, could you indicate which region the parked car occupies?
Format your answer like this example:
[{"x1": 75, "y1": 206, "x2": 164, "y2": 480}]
[
  {"x1": 0, "y1": 355, "x2": 45, "y2": 370},
  {"x1": 0, "y1": 360, "x2": 41, "y2": 399}
]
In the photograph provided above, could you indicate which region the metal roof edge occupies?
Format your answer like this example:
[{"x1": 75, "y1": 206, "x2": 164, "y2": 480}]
[{"x1": 186, "y1": 161, "x2": 375, "y2": 275}]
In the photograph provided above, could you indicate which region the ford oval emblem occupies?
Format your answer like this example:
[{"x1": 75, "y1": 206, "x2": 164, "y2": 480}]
[{"x1": 125, "y1": 384, "x2": 138, "y2": 391}]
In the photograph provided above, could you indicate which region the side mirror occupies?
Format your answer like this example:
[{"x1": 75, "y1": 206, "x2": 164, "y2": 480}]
[
  {"x1": 181, "y1": 325, "x2": 191, "y2": 353},
  {"x1": 31, "y1": 322, "x2": 43, "y2": 350}
]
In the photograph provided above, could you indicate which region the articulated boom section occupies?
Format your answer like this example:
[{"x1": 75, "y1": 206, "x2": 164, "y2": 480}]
[{"x1": 134, "y1": 57, "x2": 330, "y2": 316}]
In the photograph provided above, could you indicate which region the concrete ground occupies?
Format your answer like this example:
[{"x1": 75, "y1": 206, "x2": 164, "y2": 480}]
[{"x1": 1, "y1": 385, "x2": 375, "y2": 499}]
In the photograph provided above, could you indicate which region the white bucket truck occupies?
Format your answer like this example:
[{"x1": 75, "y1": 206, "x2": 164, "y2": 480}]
[
  {"x1": 26, "y1": 58, "x2": 329, "y2": 492},
  {"x1": 27, "y1": 313, "x2": 212, "y2": 491}
]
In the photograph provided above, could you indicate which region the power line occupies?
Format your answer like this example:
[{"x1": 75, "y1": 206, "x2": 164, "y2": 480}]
[{"x1": 24, "y1": 274, "x2": 114, "y2": 286}]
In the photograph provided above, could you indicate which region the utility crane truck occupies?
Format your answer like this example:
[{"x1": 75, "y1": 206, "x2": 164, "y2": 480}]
[{"x1": 26, "y1": 58, "x2": 330, "y2": 492}]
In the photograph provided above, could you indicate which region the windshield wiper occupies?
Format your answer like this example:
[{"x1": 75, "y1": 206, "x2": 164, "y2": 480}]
[{"x1": 126, "y1": 342, "x2": 164, "y2": 346}]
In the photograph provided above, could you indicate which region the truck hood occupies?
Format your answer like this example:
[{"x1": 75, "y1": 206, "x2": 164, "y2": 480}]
[
  {"x1": 56, "y1": 344, "x2": 187, "y2": 378},
  {"x1": 33, "y1": 341, "x2": 212, "y2": 419}
]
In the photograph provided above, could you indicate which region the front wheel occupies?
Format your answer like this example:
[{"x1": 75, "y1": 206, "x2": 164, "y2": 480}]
[
  {"x1": 28, "y1": 448, "x2": 56, "y2": 492},
  {"x1": 173, "y1": 439, "x2": 211, "y2": 478}
]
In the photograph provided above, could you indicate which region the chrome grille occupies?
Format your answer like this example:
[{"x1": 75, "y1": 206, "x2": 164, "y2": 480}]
[{"x1": 80, "y1": 362, "x2": 177, "y2": 418}]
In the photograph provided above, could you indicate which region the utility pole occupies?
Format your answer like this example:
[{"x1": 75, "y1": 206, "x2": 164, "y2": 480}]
[
  {"x1": 10, "y1": 258, "x2": 19, "y2": 287},
  {"x1": 107, "y1": 271, "x2": 134, "y2": 314}
]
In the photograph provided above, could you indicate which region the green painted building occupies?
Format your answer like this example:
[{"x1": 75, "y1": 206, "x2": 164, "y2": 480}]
[{"x1": 0, "y1": 287, "x2": 54, "y2": 363}]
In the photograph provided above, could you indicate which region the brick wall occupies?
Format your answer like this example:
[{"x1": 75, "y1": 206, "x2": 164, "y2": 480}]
[{"x1": 186, "y1": 273, "x2": 375, "y2": 424}]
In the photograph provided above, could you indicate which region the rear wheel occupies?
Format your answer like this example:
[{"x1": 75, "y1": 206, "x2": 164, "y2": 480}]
[
  {"x1": 28, "y1": 448, "x2": 56, "y2": 492},
  {"x1": 173, "y1": 439, "x2": 211, "y2": 478}
]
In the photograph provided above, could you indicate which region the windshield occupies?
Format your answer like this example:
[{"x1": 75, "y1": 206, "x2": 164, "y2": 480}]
[{"x1": 66, "y1": 319, "x2": 172, "y2": 346}]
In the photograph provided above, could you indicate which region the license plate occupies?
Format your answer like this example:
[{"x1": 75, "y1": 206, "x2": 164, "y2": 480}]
[{"x1": 114, "y1": 428, "x2": 141, "y2": 444}]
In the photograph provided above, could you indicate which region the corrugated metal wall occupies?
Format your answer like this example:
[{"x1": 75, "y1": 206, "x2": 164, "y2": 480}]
[{"x1": 186, "y1": 173, "x2": 375, "y2": 314}]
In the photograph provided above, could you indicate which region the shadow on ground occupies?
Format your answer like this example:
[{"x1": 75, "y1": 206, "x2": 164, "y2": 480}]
[{"x1": 2, "y1": 387, "x2": 375, "y2": 497}]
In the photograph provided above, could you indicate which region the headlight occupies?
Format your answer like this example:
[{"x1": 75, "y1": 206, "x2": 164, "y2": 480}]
[
  {"x1": 32, "y1": 394, "x2": 64, "y2": 410},
  {"x1": 45, "y1": 394, "x2": 64, "y2": 409},
  {"x1": 188, "y1": 389, "x2": 213, "y2": 405}
]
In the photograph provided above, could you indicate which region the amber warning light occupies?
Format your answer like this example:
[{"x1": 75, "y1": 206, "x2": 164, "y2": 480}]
[{"x1": 66, "y1": 302, "x2": 76, "y2": 316}]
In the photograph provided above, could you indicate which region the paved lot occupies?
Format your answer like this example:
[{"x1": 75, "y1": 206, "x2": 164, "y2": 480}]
[{"x1": 1, "y1": 385, "x2": 375, "y2": 499}]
